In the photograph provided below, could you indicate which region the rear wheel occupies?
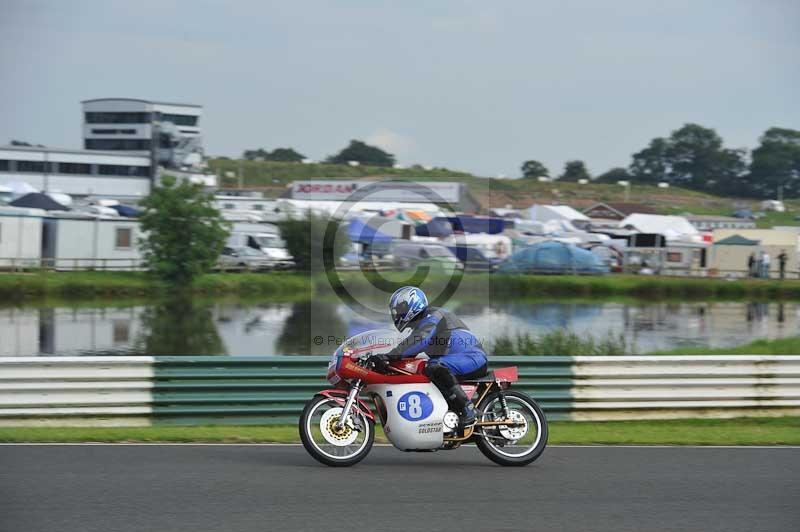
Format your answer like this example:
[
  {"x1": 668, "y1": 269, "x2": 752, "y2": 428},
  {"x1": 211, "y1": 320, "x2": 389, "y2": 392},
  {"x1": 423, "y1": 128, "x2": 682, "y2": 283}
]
[
  {"x1": 475, "y1": 390, "x2": 548, "y2": 466},
  {"x1": 299, "y1": 395, "x2": 374, "y2": 467}
]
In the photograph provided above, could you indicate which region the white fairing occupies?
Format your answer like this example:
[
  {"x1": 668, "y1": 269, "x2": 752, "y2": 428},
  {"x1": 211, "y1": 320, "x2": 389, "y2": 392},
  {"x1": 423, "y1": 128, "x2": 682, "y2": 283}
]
[{"x1": 365, "y1": 383, "x2": 448, "y2": 450}]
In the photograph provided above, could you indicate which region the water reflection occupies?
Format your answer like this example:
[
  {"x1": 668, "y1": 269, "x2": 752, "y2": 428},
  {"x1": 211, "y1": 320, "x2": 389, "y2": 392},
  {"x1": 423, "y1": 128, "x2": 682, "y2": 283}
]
[
  {"x1": 1, "y1": 299, "x2": 798, "y2": 356},
  {"x1": 135, "y1": 296, "x2": 226, "y2": 355},
  {"x1": 275, "y1": 300, "x2": 347, "y2": 355}
]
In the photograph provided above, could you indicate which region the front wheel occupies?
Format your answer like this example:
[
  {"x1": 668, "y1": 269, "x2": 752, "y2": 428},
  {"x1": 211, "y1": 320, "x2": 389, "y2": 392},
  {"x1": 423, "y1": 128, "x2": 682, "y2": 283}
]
[
  {"x1": 475, "y1": 390, "x2": 548, "y2": 467},
  {"x1": 299, "y1": 395, "x2": 374, "y2": 467}
]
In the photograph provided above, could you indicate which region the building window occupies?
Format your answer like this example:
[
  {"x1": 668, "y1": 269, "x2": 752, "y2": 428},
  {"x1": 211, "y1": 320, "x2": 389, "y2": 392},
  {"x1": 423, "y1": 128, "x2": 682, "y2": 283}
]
[
  {"x1": 223, "y1": 203, "x2": 235, "y2": 210},
  {"x1": 0, "y1": 159, "x2": 10, "y2": 172},
  {"x1": 666, "y1": 251, "x2": 683, "y2": 263},
  {"x1": 253, "y1": 204, "x2": 264, "y2": 211},
  {"x1": 16, "y1": 160, "x2": 46, "y2": 173},
  {"x1": 57, "y1": 163, "x2": 91, "y2": 174},
  {"x1": 85, "y1": 139, "x2": 151, "y2": 150},
  {"x1": 85, "y1": 112, "x2": 151, "y2": 124},
  {"x1": 98, "y1": 164, "x2": 150, "y2": 177},
  {"x1": 91, "y1": 128, "x2": 139, "y2": 135},
  {"x1": 112, "y1": 320, "x2": 130, "y2": 343},
  {"x1": 158, "y1": 113, "x2": 198, "y2": 127},
  {"x1": 115, "y1": 227, "x2": 133, "y2": 249}
]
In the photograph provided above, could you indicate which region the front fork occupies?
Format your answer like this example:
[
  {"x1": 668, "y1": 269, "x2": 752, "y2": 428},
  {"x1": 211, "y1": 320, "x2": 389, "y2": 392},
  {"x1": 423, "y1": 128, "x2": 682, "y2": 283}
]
[{"x1": 335, "y1": 379, "x2": 362, "y2": 430}]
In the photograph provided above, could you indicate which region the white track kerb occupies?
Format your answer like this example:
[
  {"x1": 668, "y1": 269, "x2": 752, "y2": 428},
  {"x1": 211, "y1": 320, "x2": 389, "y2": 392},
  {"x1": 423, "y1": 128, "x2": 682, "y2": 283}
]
[{"x1": 0, "y1": 355, "x2": 799, "y2": 426}]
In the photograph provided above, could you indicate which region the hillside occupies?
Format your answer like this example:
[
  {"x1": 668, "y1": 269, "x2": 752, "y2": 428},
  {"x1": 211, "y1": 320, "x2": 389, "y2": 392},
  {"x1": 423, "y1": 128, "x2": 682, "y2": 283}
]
[{"x1": 207, "y1": 158, "x2": 799, "y2": 228}]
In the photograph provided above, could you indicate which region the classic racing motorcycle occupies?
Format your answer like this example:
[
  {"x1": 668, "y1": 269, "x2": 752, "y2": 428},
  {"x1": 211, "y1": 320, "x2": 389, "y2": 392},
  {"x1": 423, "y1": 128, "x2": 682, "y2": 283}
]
[{"x1": 299, "y1": 329, "x2": 548, "y2": 467}]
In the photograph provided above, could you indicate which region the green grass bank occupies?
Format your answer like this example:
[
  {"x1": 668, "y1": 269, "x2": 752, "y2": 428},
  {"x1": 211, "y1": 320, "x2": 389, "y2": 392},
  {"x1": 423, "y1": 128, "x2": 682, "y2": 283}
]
[
  {"x1": 0, "y1": 271, "x2": 313, "y2": 301},
  {"x1": 652, "y1": 336, "x2": 800, "y2": 355},
  {"x1": 3, "y1": 271, "x2": 800, "y2": 302},
  {"x1": 2, "y1": 417, "x2": 797, "y2": 445}
]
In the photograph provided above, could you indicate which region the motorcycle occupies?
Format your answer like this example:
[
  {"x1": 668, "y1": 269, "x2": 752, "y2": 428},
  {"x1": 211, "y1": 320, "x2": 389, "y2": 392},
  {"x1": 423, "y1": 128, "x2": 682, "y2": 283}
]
[{"x1": 299, "y1": 329, "x2": 548, "y2": 467}]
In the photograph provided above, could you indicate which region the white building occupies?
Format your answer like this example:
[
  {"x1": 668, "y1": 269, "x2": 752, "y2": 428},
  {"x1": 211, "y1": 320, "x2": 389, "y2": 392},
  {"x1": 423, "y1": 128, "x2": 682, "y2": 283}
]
[
  {"x1": 0, "y1": 206, "x2": 44, "y2": 267},
  {"x1": 83, "y1": 98, "x2": 203, "y2": 167},
  {"x1": 0, "y1": 145, "x2": 152, "y2": 199},
  {"x1": 42, "y1": 215, "x2": 144, "y2": 270}
]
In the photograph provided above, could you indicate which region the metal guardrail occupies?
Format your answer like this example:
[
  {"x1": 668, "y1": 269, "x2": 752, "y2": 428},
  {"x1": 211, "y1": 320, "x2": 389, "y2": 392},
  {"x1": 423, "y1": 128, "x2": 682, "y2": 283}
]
[
  {"x1": 0, "y1": 355, "x2": 798, "y2": 426},
  {"x1": 0, "y1": 257, "x2": 146, "y2": 272}
]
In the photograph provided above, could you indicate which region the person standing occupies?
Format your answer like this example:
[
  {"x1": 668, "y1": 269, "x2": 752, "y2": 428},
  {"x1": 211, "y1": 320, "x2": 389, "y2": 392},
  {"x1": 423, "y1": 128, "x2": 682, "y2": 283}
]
[
  {"x1": 747, "y1": 252, "x2": 756, "y2": 278},
  {"x1": 761, "y1": 250, "x2": 771, "y2": 279},
  {"x1": 778, "y1": 250, "x2": 788, "y2": 280}
]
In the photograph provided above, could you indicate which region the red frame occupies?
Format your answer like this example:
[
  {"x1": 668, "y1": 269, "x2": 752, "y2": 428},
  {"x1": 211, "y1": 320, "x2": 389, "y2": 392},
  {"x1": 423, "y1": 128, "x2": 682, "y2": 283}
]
[{"x1": 318, "y1": 389, "x2": 376, "y2": 421}]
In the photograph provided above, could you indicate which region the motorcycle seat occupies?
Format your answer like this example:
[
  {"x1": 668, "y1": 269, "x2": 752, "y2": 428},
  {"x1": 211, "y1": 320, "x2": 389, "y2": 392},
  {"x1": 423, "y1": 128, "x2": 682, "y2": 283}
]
[{"x1": 458, "y1": 370, "x2": 495, "y2": 383}]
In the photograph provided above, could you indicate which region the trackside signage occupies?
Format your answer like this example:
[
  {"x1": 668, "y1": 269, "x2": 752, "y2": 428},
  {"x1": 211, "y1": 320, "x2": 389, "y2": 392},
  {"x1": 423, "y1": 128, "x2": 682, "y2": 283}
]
[{"x1": 291, "y1": 180, "x2": 462, "y2": 203}]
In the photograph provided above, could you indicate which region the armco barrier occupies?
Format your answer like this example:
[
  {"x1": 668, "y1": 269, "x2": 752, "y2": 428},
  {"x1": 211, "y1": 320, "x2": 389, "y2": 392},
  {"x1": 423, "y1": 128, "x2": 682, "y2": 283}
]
[{"x1": 0, "y1": 355, "x2": 798, "y2": 426}]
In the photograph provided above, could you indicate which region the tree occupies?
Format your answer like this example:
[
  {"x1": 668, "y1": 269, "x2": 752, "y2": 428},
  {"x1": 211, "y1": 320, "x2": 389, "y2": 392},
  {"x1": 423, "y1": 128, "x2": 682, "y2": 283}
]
[
  {"x1": 520, "y1": 160, "x2": 549, "y2": 179},
  {"x1": 279, "y1": 213, "x2": 350, "y2": 272},
  {"x1": 630, "y1": 137, "x2": 670, "y2": 183},
  {"x1": 139, "y1": 175, "x2": 230, "y2": 285},
  {"x1": 267, "y1": 147, "x2": 305, "y2": 162},
  {"x1": 243, "y1": 148, "x2": 270, "y2": 160},
  {"x1": 746, "y1": 127, "x2": 800, "y2": 198},
  {"x1": 594, "y1": 167, "x2": 632, "y2": 184},
  {"x1": 326, "y1": 140, "x2": 395, "y2": 167},
  {"x1": 243, "y1": 147, "x2": 306, "y2": 162},
  {"x1": 559, "y1": 160, "x2": 590, "y2": 182},
  {"x1": 628, "y1": 124, "x2": 746, "y2": 194}
]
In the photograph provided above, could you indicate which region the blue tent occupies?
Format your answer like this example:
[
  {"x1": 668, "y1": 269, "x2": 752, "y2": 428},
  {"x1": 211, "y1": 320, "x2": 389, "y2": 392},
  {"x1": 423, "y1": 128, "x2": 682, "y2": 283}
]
[
  {"x1": 498, "y1": 240, "x2": 609, "y2": 275},
  {"x1": 110, "y1": 204, "x2": 142, "y2": 217},
  {"x1": 415, "y1": 217, "x2": 454, "y2": 237},
  {"x1": 415, "y1": 216, "x2": 506, "y2": 237},
  {"x1": 446, "y1": 215, "x2": 505, "y2": 234},
  {"x1": 347, "y1": 218, "x2": 393, "y2": 247}
]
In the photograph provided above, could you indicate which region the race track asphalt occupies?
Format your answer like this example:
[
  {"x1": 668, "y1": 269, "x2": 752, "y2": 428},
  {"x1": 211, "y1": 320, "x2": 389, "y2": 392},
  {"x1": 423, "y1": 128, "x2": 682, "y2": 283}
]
[{"x1": 0, "y1": 444, "x2": 798, "y2": 532}]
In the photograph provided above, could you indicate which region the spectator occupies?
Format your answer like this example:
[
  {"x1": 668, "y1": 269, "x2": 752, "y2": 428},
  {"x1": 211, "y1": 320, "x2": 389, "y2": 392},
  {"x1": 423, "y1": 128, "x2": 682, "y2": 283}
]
[
  {"x1": 761, "y1": 250, "x2": 771, "y2": 279},
  {"x1": 778, "y1": 250, "x2": 788, "y2": 280},
  {"x1": 747, "y1": 252, "x2": 756, "y2": 278}
]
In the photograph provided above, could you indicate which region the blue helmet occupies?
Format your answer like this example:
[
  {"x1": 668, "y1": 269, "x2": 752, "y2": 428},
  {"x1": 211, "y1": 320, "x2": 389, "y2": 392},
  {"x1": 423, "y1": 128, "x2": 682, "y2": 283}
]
[{"x1": 389, "y1": 286, "x2": 428, "y2": 331}]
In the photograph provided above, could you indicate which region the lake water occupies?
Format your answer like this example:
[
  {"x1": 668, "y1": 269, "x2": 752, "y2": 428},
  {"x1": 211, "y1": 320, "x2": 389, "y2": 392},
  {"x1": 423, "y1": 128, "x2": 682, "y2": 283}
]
[{"x1": 1, "y1": 298, "x2": 797, "y2": 356}]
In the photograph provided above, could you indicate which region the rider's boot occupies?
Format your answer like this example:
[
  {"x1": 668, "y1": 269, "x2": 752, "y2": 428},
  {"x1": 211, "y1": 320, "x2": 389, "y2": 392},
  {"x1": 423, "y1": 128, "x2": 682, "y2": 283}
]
[{"x1": 445, "y1": 384, "x2": 477, "y2": 428}]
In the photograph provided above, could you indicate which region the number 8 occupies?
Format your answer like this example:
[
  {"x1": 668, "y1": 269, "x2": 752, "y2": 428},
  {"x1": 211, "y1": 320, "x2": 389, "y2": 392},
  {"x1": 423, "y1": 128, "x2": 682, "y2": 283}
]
[{"x1": 408, "y1": 394, "x2": 422, "y2": 419}]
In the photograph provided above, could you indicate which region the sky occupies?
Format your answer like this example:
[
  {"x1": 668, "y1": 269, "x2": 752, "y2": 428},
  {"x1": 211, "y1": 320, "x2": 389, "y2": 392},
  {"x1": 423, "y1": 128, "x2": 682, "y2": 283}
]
[{"x1": 1, "y1": 0, "x2": 798, "y2": 178}]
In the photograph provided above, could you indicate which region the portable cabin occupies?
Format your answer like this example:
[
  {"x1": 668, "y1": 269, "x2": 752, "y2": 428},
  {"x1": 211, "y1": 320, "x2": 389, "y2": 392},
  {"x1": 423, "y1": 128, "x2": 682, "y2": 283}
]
[
  {"x1": 42, "y1": 214, "x2": 144, "y2": 270},
  {"x1": 0, "y1": 206, "x2": 44, "y2": 268}
]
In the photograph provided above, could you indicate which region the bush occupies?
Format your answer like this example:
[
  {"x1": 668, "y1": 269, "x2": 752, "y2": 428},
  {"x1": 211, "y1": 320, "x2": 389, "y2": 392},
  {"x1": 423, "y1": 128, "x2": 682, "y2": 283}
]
[
  {"x1": 491, "y1": 329, "x2": 633, "y2": 356},
  {"x1": 278, "y1": 214, "x2": 349, "y2": 272}
]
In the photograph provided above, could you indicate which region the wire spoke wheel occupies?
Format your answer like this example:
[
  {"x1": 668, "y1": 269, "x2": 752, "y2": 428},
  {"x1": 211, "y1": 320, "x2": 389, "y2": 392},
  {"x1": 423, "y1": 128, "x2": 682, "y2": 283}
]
[
  {"x1": 299, "y1": 395, "x2": 374, "y2": 467},
  {"x1": 475, "y1": 390, "x2": 548, "y2": 466}
]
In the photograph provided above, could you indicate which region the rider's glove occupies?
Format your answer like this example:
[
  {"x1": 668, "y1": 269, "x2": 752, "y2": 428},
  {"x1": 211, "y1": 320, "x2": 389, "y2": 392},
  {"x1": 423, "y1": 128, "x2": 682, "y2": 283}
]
[{"x1": 366, "y1": 354, "x2": 391, "y2": 372}]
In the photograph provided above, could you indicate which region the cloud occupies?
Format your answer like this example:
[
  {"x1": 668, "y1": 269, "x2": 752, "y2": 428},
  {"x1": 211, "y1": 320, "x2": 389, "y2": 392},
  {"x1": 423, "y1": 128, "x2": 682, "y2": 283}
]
[{"x1": 366, "y1": 128, "x2": 416, "y2": 159}]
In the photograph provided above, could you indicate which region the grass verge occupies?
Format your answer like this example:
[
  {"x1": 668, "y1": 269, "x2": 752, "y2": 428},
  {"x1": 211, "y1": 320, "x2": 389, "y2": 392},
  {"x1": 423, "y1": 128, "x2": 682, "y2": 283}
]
[
  {"x1": 2, "y1": 417, "x2": 797, "y2": 445},
  {"x1": 0, "y1": 271, "x2": 313, "y2": 301},
  {"x1": 652, "y1": 336, "x2": 800, "y2": 355},
  {"x1": 3, "y1": 271, "x2": 800, "y2": 302}
]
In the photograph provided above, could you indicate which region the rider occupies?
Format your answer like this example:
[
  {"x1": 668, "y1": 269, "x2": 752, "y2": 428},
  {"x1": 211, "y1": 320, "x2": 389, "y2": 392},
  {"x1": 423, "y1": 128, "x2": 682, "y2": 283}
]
[{"x1": 369, "y1": 286, "x2": 487, "y2": 427}]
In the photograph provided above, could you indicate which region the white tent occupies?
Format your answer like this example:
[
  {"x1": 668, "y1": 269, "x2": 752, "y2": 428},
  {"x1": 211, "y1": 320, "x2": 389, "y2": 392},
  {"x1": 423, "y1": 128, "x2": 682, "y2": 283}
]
[
  {"x1": 1, "y1": 180, "x2": 38, "y2": 198},
  {"x1": 526, "y1": 204, "x2": 589, "y2": 225},
  {"x1": 619, "y1": 213, "x2": 699, "y2": 241}
]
